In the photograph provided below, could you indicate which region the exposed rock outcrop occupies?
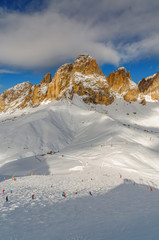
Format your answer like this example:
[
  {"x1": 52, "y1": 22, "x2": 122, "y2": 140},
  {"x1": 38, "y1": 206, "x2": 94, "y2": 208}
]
[
  {"x1": 32, "y1": 73, "x2": 52, "y2": 105},
  {"x1": 0, "y1": 82, "x2": 33, "y2": 112},
  {"x1": 0, "y1": 54, "x2": 158, "y2": 113},
  {"x1": 47, "y1": 63, "x2": 73, "y2": 101},
  {"x1": 138, "y1": 73, "x2": 159, "y2": 101},
  {"x1": 47, "y1": 55, "x2": 114, "y2": 105},
  {"x1": 41, "y1": 73, "x2": 52, "y2": 84},
  {"x1": 107, "y1": 67, "x2": 139, "y2": 102}
]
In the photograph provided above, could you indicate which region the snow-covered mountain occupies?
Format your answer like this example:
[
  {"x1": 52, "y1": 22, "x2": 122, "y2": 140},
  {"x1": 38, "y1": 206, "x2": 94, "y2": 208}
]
[
  {"x1": 1, "y1": 57, "x2": 159, "y2": 239},
  {"x1": 0, "y1": 94, "x2": 159, "y2": 176},
  {"x1": 0, "y1": 54, "x2": 159, "y2": 114}
]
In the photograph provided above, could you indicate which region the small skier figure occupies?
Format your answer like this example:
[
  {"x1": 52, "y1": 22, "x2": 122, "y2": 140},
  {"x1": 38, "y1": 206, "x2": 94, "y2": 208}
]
[
  {"x1": 6, "y1": 196, "x2": 8, "y2": 202},
  {"x1": 2, "y1": 189, "x2": 5, "y2": 194},
  {"x1": 10, "y1": 190, "x2": 12, "y2": 193},
  {"x1": 75, "y1": 190, "x2": 78, "y2": 194},
  {"x1": 89, "y1": 191, "x2": 92, "y2": 196},
  {"x1": 62, "y1": 192, "x2": 66, "y2": 197},
  {"x1": 32, "y1": 194, "x2": 34, "y2": 199}
]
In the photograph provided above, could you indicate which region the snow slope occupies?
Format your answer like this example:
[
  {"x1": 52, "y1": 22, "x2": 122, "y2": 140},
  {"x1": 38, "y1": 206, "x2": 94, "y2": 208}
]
[{"x1": 0, "y1": 95, "x2": 159, "y2": 239}]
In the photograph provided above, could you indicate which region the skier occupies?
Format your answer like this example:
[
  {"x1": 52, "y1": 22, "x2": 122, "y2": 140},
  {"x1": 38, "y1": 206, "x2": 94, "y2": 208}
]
[
  {"x1": 2, "y1": 189, "x2": 5, "y2": 194},
  {"x1": 75, "y1": 190, "x2": 78, "y2": 194},
  {"x1": 62, "y1": 192, "x2": 66, "y2": 197},
  {"x1": 89, "y1": 191, "x2": 92, "y2": 196},
  {"x1": 10, "y1": 190, "x2": 12, "y2": 193},
  {"x1": 32, "y1": 194, "x2": 34, "y2": 199},
  {"x1": 6, "y1": 196, "x2": 8, "y2": 202}
]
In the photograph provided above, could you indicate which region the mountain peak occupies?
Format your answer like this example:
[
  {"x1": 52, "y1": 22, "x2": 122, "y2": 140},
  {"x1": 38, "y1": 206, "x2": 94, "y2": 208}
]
[
  {"x1": 118, "y1": 67, "x2": 127, "y2": 72},
  {"x1": 73, "y1": 54, "x2": 103, "y2": 76},
  {"x1": 138, "y1": 72, "x2": 159, "y2": 101},
  {"x1": 0, "y1": 55, "x2": 158, "y2": 113},
  {"x1": 41, "y1": 73, "x2": 52, "y2": 84}
]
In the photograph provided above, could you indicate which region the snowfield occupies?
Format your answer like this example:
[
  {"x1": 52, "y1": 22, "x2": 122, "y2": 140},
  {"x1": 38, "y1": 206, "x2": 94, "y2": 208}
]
[{"x1": 0, "y1": 95, "x2": 159, "y2": 239}]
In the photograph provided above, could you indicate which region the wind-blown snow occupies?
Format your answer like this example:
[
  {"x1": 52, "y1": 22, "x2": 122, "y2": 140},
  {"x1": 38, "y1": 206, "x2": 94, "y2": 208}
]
[{"x1": 0, "y1": 95, "x2": 159, "y2": 239}]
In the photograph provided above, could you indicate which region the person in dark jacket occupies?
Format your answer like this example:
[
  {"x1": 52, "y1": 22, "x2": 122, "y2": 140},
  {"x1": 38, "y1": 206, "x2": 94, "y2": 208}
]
[{"x1": 62, "y1": 192, "x2": 66, "y2": 197}]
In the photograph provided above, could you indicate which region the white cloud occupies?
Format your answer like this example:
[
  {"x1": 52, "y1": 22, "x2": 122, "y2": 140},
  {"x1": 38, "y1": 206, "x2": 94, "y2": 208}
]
[
  {"x1": 120, "y1": 34, "x2": 159, "y2": 62},
  {"x1": 0, "y1": 69, "x2": 18, "y2": 74},
  {"x1": 0, "y1": 0, "x2": 158, "y2": 69}
]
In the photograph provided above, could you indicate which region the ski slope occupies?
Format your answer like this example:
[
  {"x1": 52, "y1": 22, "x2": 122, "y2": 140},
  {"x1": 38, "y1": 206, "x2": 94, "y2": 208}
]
[{"x1": 0, "y1": 95, "x2": 159, "y2": 239}]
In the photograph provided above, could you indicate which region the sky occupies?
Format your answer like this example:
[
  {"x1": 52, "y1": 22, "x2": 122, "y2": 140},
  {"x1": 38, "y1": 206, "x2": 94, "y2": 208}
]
[{"x1": 0, "y1": 0, "x2": 159, "y2": 93}]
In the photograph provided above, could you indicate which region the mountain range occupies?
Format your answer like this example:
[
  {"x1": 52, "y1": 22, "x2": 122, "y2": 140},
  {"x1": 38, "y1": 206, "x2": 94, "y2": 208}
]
[
  {"x1": 0, "y1": 54, "x2": 159, "y2": 113},
  {"x1": 1, "y1": 55, "x2": 159, "y2": 239}
]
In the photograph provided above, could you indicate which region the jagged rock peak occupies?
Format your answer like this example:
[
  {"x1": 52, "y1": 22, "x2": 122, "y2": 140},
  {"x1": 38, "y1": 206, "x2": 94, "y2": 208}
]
[
  {"x1": 145, "y1": 73, "x2": 157, "y2": 81},
  {"x1": 41, "y1": 73, "x2": 52, "y2": 84},
  {"x1": 54, "y1": 54, "x2": 104, "y2": 78},
  {"x1": 138, "y1": 72, "x2": 159, "y2": 93},
  {"x1": 75, "y1": 54, "x2": 94, "y2": 63},
  {"x1": 138, "y1": 71, "x2": 159, "y2": 101},
  {"x1": 73, "y1": 54, "x2": 103, "y2": 75},
  {"x1": 115, "y1": 67, "x2": 131, "y2": 78},
  {"x1": 56, "y1": 63, "x2": 73, "y2": 74},
  {"x1": 0, "y1": 54, "x2": 159, "y2": 114},
  {"x1": 138, "y1": 78, "x2": 154, "y2": 93},
  {"x1": 118, "y1": 67, "x2": 127, "y2": 72},
  {"x1": 107, "y1": 66, "x2": 138, "y2": 102},
  {"x1": 0, "y1": 81, "x2": 33, "y2": 112}
]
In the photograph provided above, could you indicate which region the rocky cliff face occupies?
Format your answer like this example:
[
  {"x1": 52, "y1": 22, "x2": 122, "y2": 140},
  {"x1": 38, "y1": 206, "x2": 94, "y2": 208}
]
[
  {"x1": 45, "y1": 55, "x2": 114, "y2": 105},
  {"x1": 0, "y1": 82, "x2": 33, "y2": 112},
  {"x1": 107, "y1": 67, "x2": 139, "y2": 102},
  {"x1": 138, "y1": 73, "x2": 159, "y2": 101},
  {"x1": 0, "y1": 55, "x2": 158, "y2": 113}
]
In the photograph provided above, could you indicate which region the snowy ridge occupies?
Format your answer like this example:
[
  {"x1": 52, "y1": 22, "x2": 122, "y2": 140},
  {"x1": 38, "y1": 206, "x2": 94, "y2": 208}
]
[{"x1": 5, "y1": 81, "x2": 32, "y2": 92}]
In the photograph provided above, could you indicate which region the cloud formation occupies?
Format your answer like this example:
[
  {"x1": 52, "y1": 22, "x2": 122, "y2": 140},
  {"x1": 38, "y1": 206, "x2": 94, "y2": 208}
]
[
  {"x1": 0, "y1": 0, "x2": 159, "y2": 70},
  {"x1": 0, "y1": 69, "x2": 18, "y2": 74}
]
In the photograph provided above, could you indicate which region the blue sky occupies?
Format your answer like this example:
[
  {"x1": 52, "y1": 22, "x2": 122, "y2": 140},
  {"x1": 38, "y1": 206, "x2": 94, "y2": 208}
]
[{"x1": 0, "y1": 0, "x2": 159, "y2": 93}]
